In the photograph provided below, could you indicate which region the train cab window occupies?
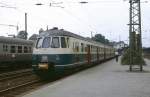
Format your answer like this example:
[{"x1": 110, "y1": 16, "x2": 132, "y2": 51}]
[
  {"x1": 61, "y1": 37, "x2": 66, "y2": 48},
  {"x1": 36, "y1": 38, "x2": 43, "y2": 48},
  {"x1": 18, "y1": 46, "x2": 22, "y2": 53},
  {"x1": 42, "y1": 37, "x2": 51, "y2": 48},
  {"x1": 51, "y1": 37, "x2": 60, "y2": 48},
  {"x1": 11, "y1": 46, "x2": 16, "y2": 53},
  {"x1": 24, "y1": 46, "x2": 28, "y2": 53}
]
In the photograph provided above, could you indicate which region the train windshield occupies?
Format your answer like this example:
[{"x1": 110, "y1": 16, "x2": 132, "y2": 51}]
[
  {"x1": 51, "y1": 37, "x2": 60, "y2": 48},
  {"x1": 42, "y1": 37, "x2": 51, "y2": 48},
  {"x1": 36, "y1": 38, "x2": 43, "y2": 48}
]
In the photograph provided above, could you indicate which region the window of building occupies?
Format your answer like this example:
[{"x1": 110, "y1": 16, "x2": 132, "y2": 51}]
[
  {"x1": 51, "y1": 37, "x2": 60, "y2": 48},
  {"x1": 42, "y1": 37, "x2": 51, "y2": 48},
  {"x1": 61, "y1": 37, "x2": 66, "y2": 48}
]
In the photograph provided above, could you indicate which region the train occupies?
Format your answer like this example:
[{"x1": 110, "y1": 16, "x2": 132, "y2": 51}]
[
  {"x1": 0, "y1": 36, "x2": 34, "y2": 71},
  {"x1": 32, "y1": 27, "x2": 115, "y2": 78}
]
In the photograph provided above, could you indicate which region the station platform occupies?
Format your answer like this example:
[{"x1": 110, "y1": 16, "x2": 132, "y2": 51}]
[{"x1": 22, "y1": 58, "x2": 150, "y2": 97}]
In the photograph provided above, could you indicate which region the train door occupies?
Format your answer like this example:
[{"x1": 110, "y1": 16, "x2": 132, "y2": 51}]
[
  {"x1": 87, "y1": 45, "x2": 91, "y2": 64},
  {"x1": 74, "y1": 42, "x2": 80, "y2": 62}
]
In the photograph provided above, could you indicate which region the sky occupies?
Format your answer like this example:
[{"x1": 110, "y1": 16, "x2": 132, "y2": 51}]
[{"x1": 0, "y1": 0, "x2": 150, "y2": 47}]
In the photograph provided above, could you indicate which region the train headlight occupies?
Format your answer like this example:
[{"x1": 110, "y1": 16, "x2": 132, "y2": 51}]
[
  {"x1": 41, "y1": 55, "x2": 48, "y2": 62},
  {"x1": 38, "y1": 63, "x2": 48, "y2": 69}
]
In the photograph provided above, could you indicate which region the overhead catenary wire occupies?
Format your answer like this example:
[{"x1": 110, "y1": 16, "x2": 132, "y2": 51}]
[
  {"x1": 59, "y1": 0, "x2": 98, "y2": 32},
  {"x1": 60, "y1": 8, "x2": 98, "y2": 34},
  {"x1": 61, "y1": 0, "x2": 124, "y2": 4},
  {"x1": 0, "y1": 1, "x2": 16, "y2": 9}
]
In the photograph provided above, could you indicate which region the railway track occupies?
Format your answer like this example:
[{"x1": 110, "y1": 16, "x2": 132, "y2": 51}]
[
  {"x1": 0, "y1": 69, "x2": 33, "y2": 81},
  {"x1": 0, "y1": 69, "x2": 41, "y2": 97},
  {"x1": 0, "y1": 68, "x2": 81, "y2": 96},
  {"x1": 0, "y1": 59, "x2": 114, "y2": 97},
  {"x1": 0, "y1": 79, "x2": 41, "y2": 94}
]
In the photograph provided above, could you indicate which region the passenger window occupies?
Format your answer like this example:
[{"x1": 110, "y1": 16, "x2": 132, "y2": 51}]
[
  {"x1": 51, "y1": 37, "x2": 60, "y2": 48},
  {"x1": 81, "y1": 43, "x2": 84, "y2": 52},
  {"x1": 85, "y1": 45, "x2": 88, "y2": 52},
  {"x1": 73, "y1": 42, "x2": 75, "y2": 52},
  {"x1": 36, "y1": 38, "x2": 43, "y2": 48},
  {"x1": 24, "y1": 46, "x2": 28, "y2": 53},
  {"x1": 11, "y1": 46, "x2": 16, "y2": 53},
  {"x1": 67, "y1": 37, "x2": 69, "y2": 48},
  {"x1": 42, "y1": 37, "x2": 51, "y2": 48},
  {"x1": 18, "y1": 46, "x2": 22, "y2": 53},
  {"x1": 91, "y1": 46, "x2": 93, "y2": 52},
  {"x1": 3, "y1": 44, "x2": 8, "y2": 52},
  {"x1": 29, "y1": 47, "x2": 32, "y2": 53},
  {"x1": 75, "y1": 42, "x2": 79, "y2": 52},
  {"x1": 61, "y1": 37, "x2": 66, "y2": 48}
]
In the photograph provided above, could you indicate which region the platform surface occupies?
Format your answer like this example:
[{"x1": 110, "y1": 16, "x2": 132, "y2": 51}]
[{"x1": 22, "y1": 58, "x2": 150, "y2": 97}]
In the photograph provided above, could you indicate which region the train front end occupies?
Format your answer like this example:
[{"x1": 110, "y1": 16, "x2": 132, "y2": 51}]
[{"x1": 32, "y1": 32, "x2": 72, "y2": 77}]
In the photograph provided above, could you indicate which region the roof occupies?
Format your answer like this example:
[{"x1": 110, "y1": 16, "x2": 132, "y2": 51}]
[
  {"x1": 0, "y1": 36, "x2": 34, "y2": 45},
  {"x1": 29, "y1": 34, "x2": 39, "y2": 41},
  {"x1": 39, "y1": 29, "x2": 85, "y2": 40},
  {"x1": 39, "y1": 28, "x2": 112, "y2": 48}
]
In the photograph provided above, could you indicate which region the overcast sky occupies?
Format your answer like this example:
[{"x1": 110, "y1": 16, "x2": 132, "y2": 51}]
[{"x1": 0, "y1": 0, "x2": 150, "y2": 47}]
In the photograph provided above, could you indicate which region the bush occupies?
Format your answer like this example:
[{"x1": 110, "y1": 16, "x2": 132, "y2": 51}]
[{"x1": 121, "y1": 49, "x2": 146, "y2": 65}]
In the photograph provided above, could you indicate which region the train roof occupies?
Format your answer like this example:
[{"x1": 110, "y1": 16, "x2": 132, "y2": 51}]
[
  {"x1": 0, "y1": 36, "x2": 34, "y2": 45},
  {"x1": 39, "y1": 28, "x2": 113, "y2": 48},
  {"x1": 39, "y1": 29, "x2": 86, "y2": 39}
]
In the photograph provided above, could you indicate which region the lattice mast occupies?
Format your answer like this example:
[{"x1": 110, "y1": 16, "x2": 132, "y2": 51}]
[{"x1": 129, "y1": 0, "x2": 142, "y2": 71}]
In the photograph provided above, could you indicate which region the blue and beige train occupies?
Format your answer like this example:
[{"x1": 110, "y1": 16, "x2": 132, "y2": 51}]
[
  {"x1": 32, "y1": 28, "x2": 115, "y2": 77},
  {"x1": 0, "y1": 36, "x2": 34, "y2": 71}
]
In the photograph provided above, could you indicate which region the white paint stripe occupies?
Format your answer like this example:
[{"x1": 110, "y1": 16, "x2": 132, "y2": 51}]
[{"x1": 55, "y1": 61, "x2": 88, "y2": 67}]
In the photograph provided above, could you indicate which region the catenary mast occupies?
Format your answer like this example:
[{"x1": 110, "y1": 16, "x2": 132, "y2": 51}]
[{"x1": 129, "y1": 0, "x2": 142, "y2": 71}]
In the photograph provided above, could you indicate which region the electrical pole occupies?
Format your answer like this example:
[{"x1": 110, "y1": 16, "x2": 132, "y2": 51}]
[
  {"x1": 24, "y1": 12, "x2": 28, "y2": 39},
  {"x1": 129, "y1": 0, "x2": 142, "y2": 71},
  {"x1": 25, "y1": 13, "x2": 27, "y2": 33}
]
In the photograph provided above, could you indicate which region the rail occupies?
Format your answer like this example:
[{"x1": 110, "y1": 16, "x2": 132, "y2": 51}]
[
  {"x1": 0, "y1": 69, "x2": 33, "y2": 81},
  {"x1": 0, "y1": 79, "x2": 41, "y2": 94}
]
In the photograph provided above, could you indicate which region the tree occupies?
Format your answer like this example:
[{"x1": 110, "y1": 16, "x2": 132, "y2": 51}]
[
  {"x1": 92, "y1": 34, "x2": 110, "y2": 44},
  {"x1": 17, "y1": 30, "x2": 28, "y2": 40}
]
